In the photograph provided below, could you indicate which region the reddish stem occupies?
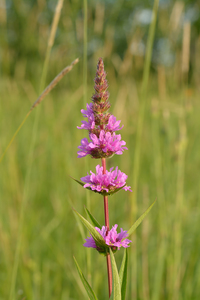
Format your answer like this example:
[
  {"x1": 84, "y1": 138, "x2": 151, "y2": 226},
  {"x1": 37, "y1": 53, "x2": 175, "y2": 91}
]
[
  {"x1": 101, "y1": 158, "x2": 112, "y2": 297},
  {"x1": 106, "y1": 255, "x2": 112, "y2": 298}
]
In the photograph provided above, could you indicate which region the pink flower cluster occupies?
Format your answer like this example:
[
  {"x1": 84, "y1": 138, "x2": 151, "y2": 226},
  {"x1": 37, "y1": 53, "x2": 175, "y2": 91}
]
[
  {"x1": 84, "y1": 224, "x2": 132, "y2": 250},
  {"x1": 81, "y1": 164, "x2": 132, "y2": 193},
  {"x1": 77, "y1": 103, "x2": 123, "y2": 132},
  {"x1": 78, "y1": 130, "x2": 127, "y2": 159}
]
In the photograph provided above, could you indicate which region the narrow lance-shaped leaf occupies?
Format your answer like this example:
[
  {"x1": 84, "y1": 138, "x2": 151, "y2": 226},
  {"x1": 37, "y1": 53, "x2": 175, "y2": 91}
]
[
  {"x1": 127, "y1": 200, "x2": 156, "y2": 238},
  {"x1": 73, "y1": 209, "x2": 86, "y2": 242},
  {"x1": 84, "y1": 207, "x2": 101, "y2": 228},
  {"x1": 73, "y1": 256, "x2": 98, "y2": 300},
  {"x1": 110, "y1": 249, "x2": 122, "y2": 300},
  {"x1": 119, "y1": 249, "x2": 128, "y2": 300},
  {"x1": 73, "y1": 208, "x2": 107, "y2": 250}
]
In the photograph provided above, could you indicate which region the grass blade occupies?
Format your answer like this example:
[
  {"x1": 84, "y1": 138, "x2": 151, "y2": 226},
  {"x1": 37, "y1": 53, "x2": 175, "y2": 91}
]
[
  {"x1": 127, "y1": 201, "x2": 156, "y2": 238},
  {"x1": 73, "y1": 209, "x2": 107, "y2": 250},
  {"x1": 110, "y1": 249, "x2": 121, "y2": 300},
  {"x1": 119, "y1": 249, "x2": 128, "y2": 300},
  {"x1": 73, "y1": 256, "x2": 98, "y2": 300}
]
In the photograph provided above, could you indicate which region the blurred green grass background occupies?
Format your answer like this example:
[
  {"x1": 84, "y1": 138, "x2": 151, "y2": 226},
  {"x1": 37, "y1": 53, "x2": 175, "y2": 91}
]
[{"x1": 0, "y1": 0, "x2": 200, "y2": 299}]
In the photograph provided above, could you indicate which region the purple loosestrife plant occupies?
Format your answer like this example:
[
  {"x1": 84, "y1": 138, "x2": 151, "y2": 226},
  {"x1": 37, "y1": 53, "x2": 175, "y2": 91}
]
[{"x1": 73, "y1": 58, "x2": 155, "y2": 300}]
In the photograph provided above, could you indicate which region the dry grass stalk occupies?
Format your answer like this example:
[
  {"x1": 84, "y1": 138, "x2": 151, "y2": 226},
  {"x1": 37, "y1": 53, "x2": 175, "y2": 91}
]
[
  {"x1": 94, "y1": 2, "x2": 105, "y2": 34},
  {"x1": 40, "y1": 0, "x2": 64, "y2": 92},
  {"x1": 173, "y1": 116, "x2": 187, "y2": 300},
  {"x1": 194, "y1": 36, "x2": 200, "y2": 88},
  {"x1": 142, "y1": 186, "x2": 150, "y2": 300},
  {"x1": 157, "y1": 65, "x2": 166, "y2": 100},
  {"x1": 30, "y1": 58, "x2": 79, "y2": 111},
  {"x1": 169, "y1": 1, "x2": 184, "y2": 34},
  {"x1": 182, "y1": 22, "x2": 191, "y2": 76},
  {"x1": 48, "y1": 0, "x2": 64, "y2": 48},
  {"x1": 0, "y1": 0, "x2": 7, "y2": 24}
]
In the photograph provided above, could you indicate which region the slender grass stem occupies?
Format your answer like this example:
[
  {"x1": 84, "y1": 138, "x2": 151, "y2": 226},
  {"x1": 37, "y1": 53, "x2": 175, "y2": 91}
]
[
  {"x1": 9, "y1": 109, "x2": 39, "y2": 300},
  {"x1": 102, "y1": 158, "x2": 112, "y2": 298},
  {"x1": 40, "y1": 0, "x2": 64, "y2": 92},
  {"x1": 130, "y1": 0, "x2": 159, "y2": 298},
  {"x1": 151, "y1": 109, "x2": 168, "y2": 300},
  {"x1": 83, "y1": 0, "x2": 88, "y2": 103},
  {"x1": 83, "y1": 0, "x2": 92, "y2": 284},
  {"x1": 0, "y1": 111, "x2": 30, "y2": 163},
  {"x1": 173, "y1": 115, "x2": 187, "y2": 300}
]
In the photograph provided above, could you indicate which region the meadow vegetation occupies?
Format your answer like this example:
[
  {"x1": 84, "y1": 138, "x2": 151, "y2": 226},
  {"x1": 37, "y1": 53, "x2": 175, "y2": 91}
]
[{"x1": 0, "y1": 0, "x2": 200, "y2": 299}]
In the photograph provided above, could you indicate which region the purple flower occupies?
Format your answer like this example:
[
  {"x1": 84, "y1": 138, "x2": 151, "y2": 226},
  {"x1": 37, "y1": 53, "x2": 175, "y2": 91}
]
[
  {"x1": 77, "y1": 103, "x2": 123, "y2": 132},
  {"x1": 107, "y1": 115, "x2": 123, "y2": 131},
  {"x1": 84, "y1": 224, "x2": 132, "y2": 250},
  {"x1": 77, "y1": 130, "x2": 127, "y2": 159},
  {"x1": 77, "y1": 103, "x2": 95, "y2": 130},
  {"x1": 80, "y1": 103, "x2": 94, "y2": 118},
  {"x1": 81, "y1": 164, "x2": 132, "y2": 193}
]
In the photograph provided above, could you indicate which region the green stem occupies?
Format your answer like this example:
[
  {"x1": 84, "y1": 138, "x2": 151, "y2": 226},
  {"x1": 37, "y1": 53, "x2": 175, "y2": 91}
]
[
  {"x1": 83, "y1": 0, "x2": 88, "y2": 106},
  {"x1": 83, "y1": 0, "x2": 92, "y2": 284}
]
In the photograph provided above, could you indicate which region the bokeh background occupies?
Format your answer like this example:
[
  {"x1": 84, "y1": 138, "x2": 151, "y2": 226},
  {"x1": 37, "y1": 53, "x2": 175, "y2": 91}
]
[{"x1": 0, "y1": 0, "x2": 200, "y2": 299}]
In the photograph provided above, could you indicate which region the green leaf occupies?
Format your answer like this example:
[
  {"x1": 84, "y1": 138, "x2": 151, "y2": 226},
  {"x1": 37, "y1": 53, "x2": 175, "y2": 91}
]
[
  {"x1": 71, "y1": 176, "x2": 127, "y2": 196},
  {"x1": 70, "y1": 177, "x2": 100, "y2": 194},
  {"x1": 73, "y1": 208, "x2": 108, "y2": 251},
  {"x1": 110, "y1": 249, "x2": 122, "y2": 300},
  {"x1": 119, "y1": 249, "x2": 128, "y2": 300},
  {"x1": 127, "y1": 200, "x2": 156, "y2": 237},
  {"x1": 73, "y1": 256, "x2": 98, "y2": 300},
  {"x1": 71, "y1": 177, "x2": 86, "y2": 187},
  {"x1": 84, "y1": 207, "x2": 101, "y2": 228},
  {"x1": 72, "y1": 209, "x2": 86, "y2": 242}
]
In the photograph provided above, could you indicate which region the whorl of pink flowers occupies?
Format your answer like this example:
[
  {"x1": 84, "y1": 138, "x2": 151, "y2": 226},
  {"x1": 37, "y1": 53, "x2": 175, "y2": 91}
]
[
  {"x1": 77, "y1": 103, "x2": 123, "y2": 133},
  {"x1": 84, "y1": 224, "x2": 132, "y2": 250},
  {"x1": 77, "y1": 130, "x2": 127, "y2": 159},
  {"x1": 81, "y1": 164, "x2": 132, "y2": 193}
]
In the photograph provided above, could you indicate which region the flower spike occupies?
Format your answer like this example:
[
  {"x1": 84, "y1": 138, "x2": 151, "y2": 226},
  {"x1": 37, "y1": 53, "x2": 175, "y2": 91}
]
[{"x1": 77, "y1": 58, "x2": 127, "y2": 158}]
